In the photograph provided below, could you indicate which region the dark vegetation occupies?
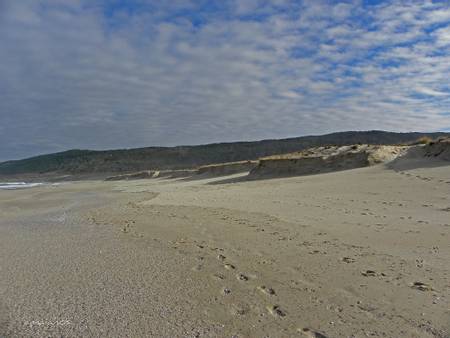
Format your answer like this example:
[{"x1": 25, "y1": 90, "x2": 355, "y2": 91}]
[{"x1": 1, "y1": 130, "x2": 448, "y2": 177}]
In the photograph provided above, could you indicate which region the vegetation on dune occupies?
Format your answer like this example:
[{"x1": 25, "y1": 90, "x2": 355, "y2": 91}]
[{"x1": 412, "y1": 136, "x2": 434, "y2": 145}]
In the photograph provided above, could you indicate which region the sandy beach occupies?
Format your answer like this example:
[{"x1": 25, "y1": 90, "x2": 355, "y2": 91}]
[{"x1": 0, "y1": 163, "x2": 449, "y2": 337}]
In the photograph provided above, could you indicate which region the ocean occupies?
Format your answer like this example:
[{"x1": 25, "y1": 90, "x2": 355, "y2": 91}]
[{"x1": 0, "y1": 182, "x2": 45, "y2": 190}]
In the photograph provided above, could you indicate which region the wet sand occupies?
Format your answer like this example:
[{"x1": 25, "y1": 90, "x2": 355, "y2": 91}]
[{"x1": 0, "y1": 164, "x2": 449, "y2": 337}]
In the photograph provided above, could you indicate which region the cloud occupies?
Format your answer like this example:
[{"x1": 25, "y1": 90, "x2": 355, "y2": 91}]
[
  {"x1": 0, "y1": 0, "x2": 449, "y2": 161},
  {"x1": 433, "y1": 26, "x2": 450, "y2": 46},
  {"x1": 415, "y1": 86, "x2": 450, "y2": 97}
]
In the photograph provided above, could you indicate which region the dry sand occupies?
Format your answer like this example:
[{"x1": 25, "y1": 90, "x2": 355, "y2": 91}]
[
  {"x1": 250, "y1": 145, "x2": 408, "y2": 178},
  {"x1": 0, "y1": 161, "x2": 449, "y2": 337}
]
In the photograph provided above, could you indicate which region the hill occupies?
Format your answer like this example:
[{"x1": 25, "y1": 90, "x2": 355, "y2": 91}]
[{"x1": 1, "y1": 130, "x2": 449, "y2": 178}]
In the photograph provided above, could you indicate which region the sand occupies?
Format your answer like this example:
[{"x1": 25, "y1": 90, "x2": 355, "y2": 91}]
[
  {"x1": 105, "y1": 161, "x2": 257, "y2": 182},
  {"x1": 250, "y1": 145, "x2": 408, "y2": 178},
  {"x1": 0, "y1": 162, "x2": 449, "y2": 337}
]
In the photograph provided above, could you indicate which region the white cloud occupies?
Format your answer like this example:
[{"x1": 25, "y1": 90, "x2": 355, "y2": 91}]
[
  {"x1": 415, "y1": 86, "x2": 450, "y2": 97},
  {"x1": 433, "y1": 26, "x2": 450, "y2": 46},
  {"x1": 0, "y1": 0, "x2": 449, "y2": 160},
  {"x1": 280, "y1": 91, "x2": 303, "y2": 99}
]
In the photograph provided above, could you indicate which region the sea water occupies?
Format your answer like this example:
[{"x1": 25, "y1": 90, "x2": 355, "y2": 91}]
[{"x1": 0, "y1": 182, "x2": 45, "y2": 190}]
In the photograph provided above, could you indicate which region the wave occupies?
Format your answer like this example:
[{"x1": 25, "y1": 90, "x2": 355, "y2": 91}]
[{"x1": 0, "y1": 182, "x2": 45, "y2": 190}]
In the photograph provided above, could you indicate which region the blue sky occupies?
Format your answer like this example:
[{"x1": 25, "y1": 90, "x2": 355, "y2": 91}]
[{"x1": 1, "y1": 0, "x2": 449, "y2": 161}]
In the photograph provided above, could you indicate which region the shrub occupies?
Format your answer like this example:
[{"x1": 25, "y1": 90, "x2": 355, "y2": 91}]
[{"x1": 414, "y1": 136, "x2": 433, "y2": 145}]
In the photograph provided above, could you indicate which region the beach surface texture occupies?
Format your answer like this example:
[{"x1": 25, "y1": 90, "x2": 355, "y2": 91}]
[{"x1": 0, "y1": 160, "x2": 449, "y2": 337}]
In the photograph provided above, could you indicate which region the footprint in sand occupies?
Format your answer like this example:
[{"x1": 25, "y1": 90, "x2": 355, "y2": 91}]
[
  {"x1": 299, "y1": 328, "x2": 328, "y2": 338},
  {"x1": 237, "y1": 273, "x2": 249, "y2": 281},
  {"x1": 411, "y1": 281, "x2": 434, "y2": 291},
  {"x1": 222, "y1": 288, "x2": 232, "y2": 295},
  {"x1": 212, "y1": 273, "x2": 225, "y2": 280},
  {"x1": 257, "y1": 285, "x2": 276, "y2": 295},
  {"x1": 361, "y1": 270, "x2": 377, "y2": 277},
  {"x1": 231, "y1": 303, "x2": 249, "y2": 316},
  {"x1": 341, "y1": 257, "x2": 355, "y2": 263},
  {"x1": 267, "y1": 305, "x2": 286, "y2": 317},
  {"x1": 224, "y1": 263, "x2": 236, "y2": 270}
]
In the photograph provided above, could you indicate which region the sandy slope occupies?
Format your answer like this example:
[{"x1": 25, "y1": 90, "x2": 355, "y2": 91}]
[
  {"x1": 0, "y1": 163, "x2": 449, "y2": 337},
  {"x1": 249, "y1": 145, "x2": 408, "y2": 179}
]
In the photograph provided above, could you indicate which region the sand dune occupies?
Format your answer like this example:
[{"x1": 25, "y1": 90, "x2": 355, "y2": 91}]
[
  {"x1": 106, "y1": 169, "x2": 196, "y2": 181},
  {"x1": 249, "y1": 145, "x2": 408, "y2": 178},
  {"x1": 104, "y1": 145, "x2": 408, "y2": 182},
  {"x1": 153, "y1": 169, "x2": 198, "y2": 179},
  {"x1": 105, "y1": 170, "x2": 157, "y2": 181},
  {"x1": 389, "y1": 137, "x2": 450, "y2": 171},
  {"x1": 196, "y1": 161, "x2": 257, "y2": 177},
  {"x1": 105, "y1": 161, "x2": 257, "y2": 181},
  {"x1": 104, "y1": 140, "x2": 450, "y2": 184}
]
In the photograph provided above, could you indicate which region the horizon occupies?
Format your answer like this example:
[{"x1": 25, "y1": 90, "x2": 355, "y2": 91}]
[{"x1": 1, "y1": 1, "x2": 450, "y2": 161}]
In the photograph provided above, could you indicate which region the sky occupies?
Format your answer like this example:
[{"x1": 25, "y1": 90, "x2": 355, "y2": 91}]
[{"x1": 1, "y1": 0, "x2": 450, "y2": 161}]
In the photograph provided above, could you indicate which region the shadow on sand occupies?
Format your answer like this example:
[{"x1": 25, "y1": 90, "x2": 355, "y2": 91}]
[{"x1": 386, "y1": 145, "x2": 450, "y2": 172}]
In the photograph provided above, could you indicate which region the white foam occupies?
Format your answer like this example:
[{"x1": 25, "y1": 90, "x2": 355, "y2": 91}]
[{"x1": 0, "y1": 182, "x2": 45, "y2": 190}]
